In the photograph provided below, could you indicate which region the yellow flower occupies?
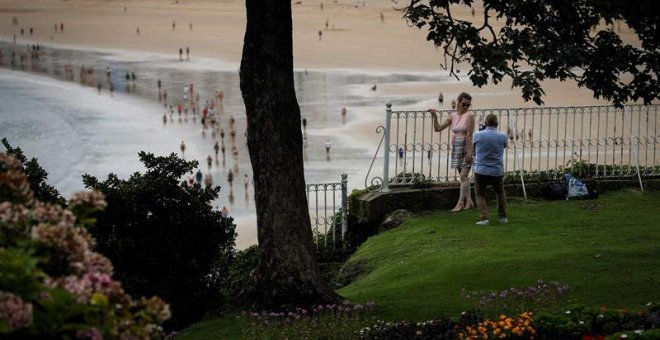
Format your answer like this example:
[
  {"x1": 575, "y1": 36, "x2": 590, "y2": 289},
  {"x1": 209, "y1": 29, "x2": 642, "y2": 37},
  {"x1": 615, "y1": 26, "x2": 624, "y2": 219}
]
[{"x1": 90, "y1": 292, "x2": 109, "y2": 306}]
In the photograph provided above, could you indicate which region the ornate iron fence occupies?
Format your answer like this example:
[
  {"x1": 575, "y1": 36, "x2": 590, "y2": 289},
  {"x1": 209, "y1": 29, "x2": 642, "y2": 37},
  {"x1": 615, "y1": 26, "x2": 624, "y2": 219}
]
[
  {"x1": 306, "y1": 173, "x2": 348, "y2": 248},
  {"x1": 367, "y1": 103, "x2": 660, "y2": 191}
]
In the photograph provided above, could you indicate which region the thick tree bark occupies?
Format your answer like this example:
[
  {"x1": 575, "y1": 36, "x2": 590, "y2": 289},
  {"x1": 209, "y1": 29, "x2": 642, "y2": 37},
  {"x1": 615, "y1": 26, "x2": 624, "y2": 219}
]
[{"x1": 239, "y1": 0, "x2": 341, "y2": 308}]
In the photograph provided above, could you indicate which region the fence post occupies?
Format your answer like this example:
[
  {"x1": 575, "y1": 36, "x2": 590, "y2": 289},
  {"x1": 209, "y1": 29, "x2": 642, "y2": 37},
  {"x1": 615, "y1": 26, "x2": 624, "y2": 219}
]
[
  {"x1": 382, "y1": 102, "x2": 392, "y2": 192},
  {"x1": 341, "y1": 173, "x2": 348, "y2": 241}
]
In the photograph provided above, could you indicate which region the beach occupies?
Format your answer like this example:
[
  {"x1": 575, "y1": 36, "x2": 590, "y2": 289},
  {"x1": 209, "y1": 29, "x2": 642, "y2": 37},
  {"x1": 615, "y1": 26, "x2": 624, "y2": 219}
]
[{"x1": 0, "y1": 0, "x2": 642, "y2": 248}]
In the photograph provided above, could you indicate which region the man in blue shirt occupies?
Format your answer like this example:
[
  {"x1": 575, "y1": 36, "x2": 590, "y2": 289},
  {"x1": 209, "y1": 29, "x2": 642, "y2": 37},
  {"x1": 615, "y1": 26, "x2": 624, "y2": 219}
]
[{"x1": 472, "y1": 113, "x2": 508, "y2": 225}]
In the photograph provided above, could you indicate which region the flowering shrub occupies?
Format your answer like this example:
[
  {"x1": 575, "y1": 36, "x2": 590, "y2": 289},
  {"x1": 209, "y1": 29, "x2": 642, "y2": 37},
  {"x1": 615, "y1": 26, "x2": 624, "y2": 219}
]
[
  {"x1": 242, "y1": 301, "x2": 377, "y2": 339},
  {"x1": 534, "y1": 305, "x2": 660, "y2": 340},
  {"x1": 457, "y1": 312, "x2": 536, "y2": 339},
  {"x1": 461, "y1": 279, "x2": 570, "y2": 317},
  {"x1": 0, "y1": 153, "x2": 169, "y2": 338},
  {"x1": 358, "y1": 318, "x2": 456, "y2": 339},
  {"x1": 606, "y1": 328, "x2": 660, "y2": 340}
]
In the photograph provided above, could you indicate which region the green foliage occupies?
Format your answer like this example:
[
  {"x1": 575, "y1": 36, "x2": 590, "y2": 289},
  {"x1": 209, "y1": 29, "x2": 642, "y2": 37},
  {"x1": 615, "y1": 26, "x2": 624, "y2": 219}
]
[
  {"x1": 0, "y1": 152, "x2": 169, "y2": 339},
  {"x1": 461, "y1": 280, "x2": 571, "y2": 318},
  {"x1": 534, "y1": 305, "x2": 659, "y2": 339},
  {"x1": 218, "y1": 246, "x2": 259, "y2": 309},
  {"x1": 608, "y1": 329, "x2": 660, "y2": 340},
  {"x1": 2, "y1": 138, "x2": 65, "y2": 206},
  {"x1": 392, "y1": 171, "x2": 428, "y2": 184},
  {"x1": 241, "y1": 302, "x2": 377, "y2": 339},
  {"x1": 83, "y1": 152, "x2": 236, "y2": 330},
  {"x1": 358, "y1": 317, "x2": 456, "y2": 339},
  {"x1": 402, "y1": 0, "x2": 659, "y2": 107}
]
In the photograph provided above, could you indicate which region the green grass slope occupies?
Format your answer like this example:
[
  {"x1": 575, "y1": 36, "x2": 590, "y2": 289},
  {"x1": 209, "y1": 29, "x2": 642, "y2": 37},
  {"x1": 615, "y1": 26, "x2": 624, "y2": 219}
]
[
  {"x1": 338, "y1": 189, "x2": 660, "y2": 321},
  {"x1": 176, "y1": 189, "x2": 660, "y2": 339}
]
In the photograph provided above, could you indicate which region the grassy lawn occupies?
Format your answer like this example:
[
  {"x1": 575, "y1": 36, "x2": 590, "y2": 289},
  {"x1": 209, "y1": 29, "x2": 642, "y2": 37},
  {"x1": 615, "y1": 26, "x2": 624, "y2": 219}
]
[
  {"x1": 177, "y1": 189, "x2": 660, "y2": 338},
  {"x1": 338, "y1": 189, "x2": 660, "y2": 321}
]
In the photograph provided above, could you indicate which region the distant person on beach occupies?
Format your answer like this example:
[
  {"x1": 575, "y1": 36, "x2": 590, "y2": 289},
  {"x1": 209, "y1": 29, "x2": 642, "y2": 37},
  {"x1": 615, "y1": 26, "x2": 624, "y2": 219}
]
[
  {"x1": 204, "y1": 173, "x2": 213, "y2": 187},
  {"x1": 438, "y1": 92, "x2": 444, "y2": 104},
  {"x1": 325, "y1": 20, "x2": 329, "y2": 30},
  {"x1": 186, "y1": 47, "x2": 190, "y2": 60},
  {"x1": 207, "y1": 155, "x2": 213, "y2": 168},
  {"x1": 371, "y1": 84, "x2": 377, "y2": 91},
  {"x1": 473, "y1": 113, "x2": 508, "y2": 225},
  {"x1": 172, "y1": 20, "x2": 176, "y2": 31},
  {"x1": 429, "y1": 92, "x2": 476, "y2": 212},
  {"x1": 318, "y1": 30, "x2": 322, "y2": 41},
  {"x1": 109, "y1": 82, "x2": 114, "y2": 96},
  {"x1": 221, "y1": 206, "x2": 229, "y2": 218},
  {"x1": 29, "y1": 27, "x2": 33, "y2": 35},
  {"x1": 97, "y1": 82, "x2": 102, "y2": 94},
  {"x1": 180, "y1": 140, "x2": 186, "y2": 155},
  {"x1": 189, "y1": 22, "x2": 193, "y2": 31},
  {"x1": 179, "y1": 48, "x2": 183, "y2": 61},
  {"x1": 214, "y1": 141, "x2": 220, "y2": 157},
  {"x1": 54, "y1": 23, "x2": 58, "y2": 33},
  {"x1": 325, "y1": 139, "x2": 331, "y2": 154},
  {"x1": 341, "y1": 107, "x2": 347, "y2": 123},
  {"x1": 60, "y1": 23, "x2": 63, "y2": 31},
  {"x1": 227, "y1": 169, "x2": 234, "y2": 186},
  {"x1": 380, "y1": 12, "x2": 385, "y2": 23},
  {"x1": 195, "y1": 169, "x2": 203, "y2": 184},
  {"x1": 136, "y1": 27, "x2": 140, "y2": 35}
]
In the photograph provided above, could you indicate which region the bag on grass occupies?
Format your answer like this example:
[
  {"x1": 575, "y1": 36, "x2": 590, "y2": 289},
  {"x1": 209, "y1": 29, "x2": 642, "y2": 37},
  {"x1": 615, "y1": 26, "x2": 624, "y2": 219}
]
[
  {"x1": 542, "y1": 181, "x2": 567, "y2": 200},
  {"x1": 565, "y1": 173, "x2": 589, "y2": 199}
]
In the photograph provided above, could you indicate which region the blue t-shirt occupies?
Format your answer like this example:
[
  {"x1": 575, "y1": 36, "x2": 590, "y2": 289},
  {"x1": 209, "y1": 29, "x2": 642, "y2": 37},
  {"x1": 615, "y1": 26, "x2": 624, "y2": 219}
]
[{"x1": 473, "y1": 127, "x2": 507, "y2": 176}]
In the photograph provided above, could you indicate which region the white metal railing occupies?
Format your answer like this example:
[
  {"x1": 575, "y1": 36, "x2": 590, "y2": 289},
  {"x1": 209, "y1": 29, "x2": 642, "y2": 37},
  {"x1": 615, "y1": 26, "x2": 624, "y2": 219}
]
[
  {"x1": 366, "y1": 104, "x2": 660, "y2": 190},
  {"x1": 306, "y1": 173, "x2": 348, "y2": 248}
]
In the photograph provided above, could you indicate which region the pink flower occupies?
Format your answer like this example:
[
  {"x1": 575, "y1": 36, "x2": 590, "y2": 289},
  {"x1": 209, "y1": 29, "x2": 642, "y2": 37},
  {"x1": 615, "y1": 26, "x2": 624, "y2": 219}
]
[
  {"x1": 0, "y1": 291, "x2": 33, "y2": 331},
  {"x1": 76, "y1": 327, "x2": 103, "y2": 340}
]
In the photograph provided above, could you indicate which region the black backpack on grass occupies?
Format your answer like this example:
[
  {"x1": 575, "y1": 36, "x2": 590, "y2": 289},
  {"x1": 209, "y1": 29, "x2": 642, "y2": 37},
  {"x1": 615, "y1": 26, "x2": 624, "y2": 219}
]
[{"x1": 542, "y1": 181, "x2": 568, "y2": 200}]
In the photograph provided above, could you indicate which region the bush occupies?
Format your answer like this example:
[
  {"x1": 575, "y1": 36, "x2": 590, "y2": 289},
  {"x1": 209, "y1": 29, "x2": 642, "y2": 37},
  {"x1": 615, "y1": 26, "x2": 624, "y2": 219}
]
[
  {"x1": 217, "y1": 245, "x2": 259, "y2": 309},
  {"x1": 460, "y1": 279, "x2": 571, "y2": 317},
  {"x1": 0, "y1": 153, "x2": 169, "y2": 338},
  {"x1": 359, "y1": 317, "x2": 456, "y2": 339},
  {"x1": 243, "y1": 301, "x2": 377, "y2": 339},
  {"x1": 2, "y1": 138, "x2": 65, "y2": 206},
  {"x1": 534, "y1": 305, "x2": 659, "y2": 339},
  {"x1": 82, "y1": 152, "x2": 236, "y2": 330}
]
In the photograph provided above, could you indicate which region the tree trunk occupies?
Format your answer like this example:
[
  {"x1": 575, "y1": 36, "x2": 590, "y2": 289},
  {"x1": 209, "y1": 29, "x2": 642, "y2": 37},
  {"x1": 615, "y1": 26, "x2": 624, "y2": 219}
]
[{"x1": 239, "y1": 0, "x2": 341, "y2": 308}]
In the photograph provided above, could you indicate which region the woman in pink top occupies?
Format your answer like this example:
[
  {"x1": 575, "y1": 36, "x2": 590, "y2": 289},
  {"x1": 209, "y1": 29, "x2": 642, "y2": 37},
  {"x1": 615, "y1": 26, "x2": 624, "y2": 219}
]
[{"x1": 428, "y1": 92, "x2": 476, "y2": 211}]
